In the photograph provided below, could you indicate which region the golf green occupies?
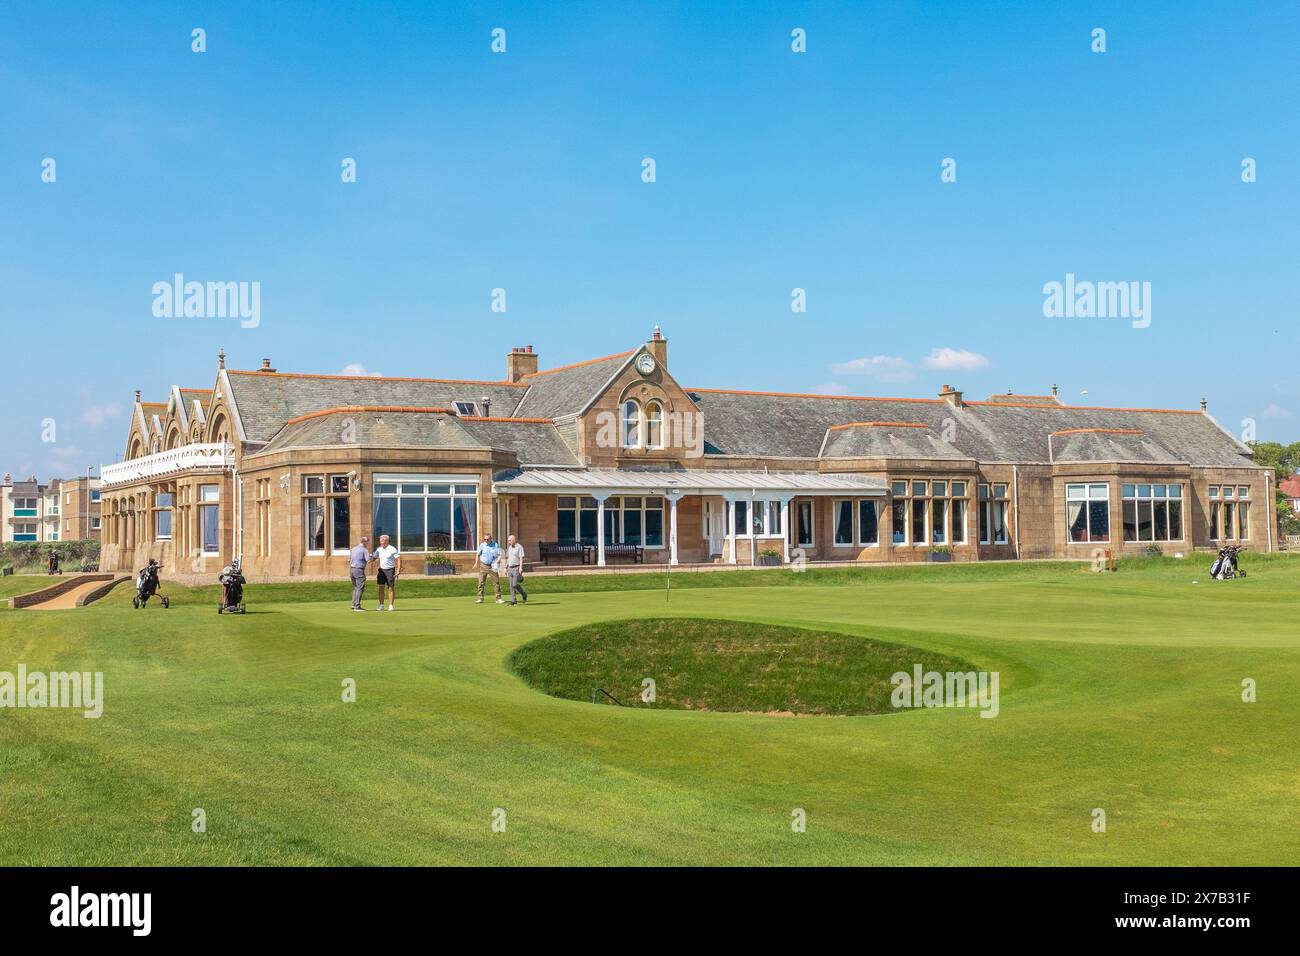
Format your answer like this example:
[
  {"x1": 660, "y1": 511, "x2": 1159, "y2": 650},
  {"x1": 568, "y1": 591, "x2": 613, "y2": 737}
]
[{"x1": 1, "y1": 557, "x2": 1296, "y2": 865}]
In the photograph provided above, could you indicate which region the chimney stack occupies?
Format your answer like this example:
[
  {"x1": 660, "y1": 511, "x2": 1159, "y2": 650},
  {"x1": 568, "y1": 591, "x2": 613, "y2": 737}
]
[
  {"x1": 939, "y1": 383, "x2": 963, "y2": 407},
  {"x1": 647, "y1": 325, "x2": 668, "y2": 368},
  {"x1": 506, "y1": 344, "x2": 539, "y2": 382},
  {"x1": 259, "y1": 358, "x2": 277, "y2": 373},
  {"x1": 480, "y1": 395, "x2": 492, "y2": 418}
]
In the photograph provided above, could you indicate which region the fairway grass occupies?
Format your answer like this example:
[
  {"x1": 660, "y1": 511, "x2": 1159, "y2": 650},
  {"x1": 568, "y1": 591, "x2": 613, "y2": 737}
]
[{"x1": 1, "y1": 557, "x2": 1298, "y2": 865}]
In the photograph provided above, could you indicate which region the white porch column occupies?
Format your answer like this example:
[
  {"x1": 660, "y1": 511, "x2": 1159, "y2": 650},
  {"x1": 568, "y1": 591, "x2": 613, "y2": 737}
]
[
  {"x1": 726, "y1": 497, "x2": 737, "y2": 564},
  {"x1": 780, "y1": 497, "x2": 791, "y2": 565},
  {"x1": 668, "y1": 493, "x2": 680, "y2": 566},
  {"x1": 593, "y1": 491, "x2": 611, "y2": 566}
]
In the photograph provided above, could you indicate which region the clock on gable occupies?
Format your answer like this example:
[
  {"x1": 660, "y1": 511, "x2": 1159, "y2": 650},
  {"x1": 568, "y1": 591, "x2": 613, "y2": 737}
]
[{"x1": 635, "y1": 352, "x2": 656, "y2": 375}]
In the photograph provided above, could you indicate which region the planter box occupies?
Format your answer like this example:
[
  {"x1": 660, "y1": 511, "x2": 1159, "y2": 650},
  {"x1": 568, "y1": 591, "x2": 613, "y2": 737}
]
[
  {"x1": 755, "y1": 555, "x2": 781, "y2": 567},
  {"x1": 425, "y1": 563, "x2": 456, "y2": 576},
  {"x1": 927, "y1": 552, "x2": 952, "y2": 563}
]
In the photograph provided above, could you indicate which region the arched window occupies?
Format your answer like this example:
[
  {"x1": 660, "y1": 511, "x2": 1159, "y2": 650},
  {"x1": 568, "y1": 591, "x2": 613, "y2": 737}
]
[
  {"x1": 622, "y1": 400, "x2": 641, "y2": 448},
  {"x1": 645, "y1": 401, "x2": 664, "y2": 448}
]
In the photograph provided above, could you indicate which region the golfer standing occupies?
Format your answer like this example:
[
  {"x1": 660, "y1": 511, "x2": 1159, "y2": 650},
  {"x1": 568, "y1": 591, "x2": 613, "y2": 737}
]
[
  {"x1": 373, "y1": 533, "x2": 400, "y2": 611},
  {"x1": 475, "y1": 534, "x2": 504, "y2": 604},
  {"x1": 348, "y1": 536, "x2": 371, "y2": 611},
  {"x1": 505, "y1": 533, "x2": 527, "y2": 605}
]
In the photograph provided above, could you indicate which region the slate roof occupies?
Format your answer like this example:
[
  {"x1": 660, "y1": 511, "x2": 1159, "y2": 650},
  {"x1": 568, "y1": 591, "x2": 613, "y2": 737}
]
[
  {"x1": 687, "y1": 389, "x2": 1255, "y2": 468},
  {"x1": 512, "y1": 352, "x2": 635, "y2": 419},
  {"x1": 820, "y1": 422, "x2": 971, "y2": 460},
  {"x1": 1049, "y1": 429, "x2": 1184, "y2": 464},
  {"x1": 224, "y1": 370, "x2": 527, "y2": 443},
  {"x1": 248, "y1": 407, "x2": 578, "y2": 467}
]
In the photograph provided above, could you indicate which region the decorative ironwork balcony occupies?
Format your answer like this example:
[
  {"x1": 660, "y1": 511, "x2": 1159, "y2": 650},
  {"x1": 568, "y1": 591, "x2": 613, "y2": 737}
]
[{"x1": 100, "y1": 443, "x2": 234, "y2": 488}]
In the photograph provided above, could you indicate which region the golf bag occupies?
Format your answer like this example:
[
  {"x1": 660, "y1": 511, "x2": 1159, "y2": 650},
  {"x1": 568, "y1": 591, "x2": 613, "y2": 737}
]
[
  {"x1": 133, "y1": 559, "x2": 169, "y2": 608},
  {"x1": 218, "y1": 561, "x2": 247, "y2": 614},
  {"x1": 47, "y1": 551, "x2": 61, "y2": 575},
  {"x1": 1209, "y1": 545, "x2": 1246, "y2": 580}
]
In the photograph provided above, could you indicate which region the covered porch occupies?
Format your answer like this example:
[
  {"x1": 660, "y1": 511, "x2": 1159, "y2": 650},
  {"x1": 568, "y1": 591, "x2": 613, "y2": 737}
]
[{"x1": 491, "y1": 468, "x2": 887, "y2": 567}]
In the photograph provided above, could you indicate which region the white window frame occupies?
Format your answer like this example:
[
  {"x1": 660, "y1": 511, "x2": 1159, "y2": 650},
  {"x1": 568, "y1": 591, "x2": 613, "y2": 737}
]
[{"x1": 622, "y1": 400, "x2": 641, "y2": 449}]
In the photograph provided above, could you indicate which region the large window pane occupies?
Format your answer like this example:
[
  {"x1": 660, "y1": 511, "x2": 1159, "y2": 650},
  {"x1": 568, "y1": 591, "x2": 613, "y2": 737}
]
[
  {"x1": 834, "y1": 500, "x2": 853, "y2": 545},
  {"x1": 373, "y1": 497, "x2": 397, "y2": 543},
  {"x1": 1153, "y1": 500, "x2": 1169, "y2": 542},
  {"x1": 734, "y1": 501, "x2": 748, "y2": 532},
  {"x1": 557, "y1": 507, "x2": 576, "y2": 542},
  {"x1": 1088, "y1": 500, "x2": 1109, "y2": 541},
  {"x1": 624, "y1": 508, "x2": 643, "y2": 545},
  {"x1": 798, "y1": 501, "x2": 814, "y2": 545},
  {"x1": 892, "y1": 500, "x2": 907, "y2": 544},
  {"x1": 201, "y1": 504, "x2": 219, "y2": 553},
  {"x1": 332, "y1": 497, "x2": 350, "y2": 551},
  {"x1": 579, "y1": 508, "x2": 597, "y2": 545},
  {"x1": 911, "y1": 498, "x2": 926, "y2": 545},
  {"x1": 399, "y1": 497, "x2": 425, "y2": 552},
  {"x1": 1067, "y1": 501, "x2": 1087, "y2": 542},
  {"x1": 1137, "y1": 500, "x2": 1154, "y2": 541},
  {"x1": 1168, "y1": 499, "x2": 1183, "y2": 540},
  {"x1": 951, "y1": 499, "x2": 967, "y2": 544},
  {"x1": 645, "y1": 508, "x2": 663, "y2": 547},
  {"x1": 1123, "y1": 501, "x2": 1137, "y2": 541},
  {"x1": 453, "y1": 497, "x2": 477, "y2": 551},
  {"x1": 306, "y1": 498, "x2": 326, "y2": 551},
  {"x1": 1238, "y1": 502, "x2": 1249, "y2": 540},
  {"x1": 427, "y1": 498, "x2": 452, "y2": 550},
  {"x1": 858, "y1": 500, "x2": 878, "y2": 545},
  {"x1": 931, "y1": 499, "x2": 946, "y2": 544}
]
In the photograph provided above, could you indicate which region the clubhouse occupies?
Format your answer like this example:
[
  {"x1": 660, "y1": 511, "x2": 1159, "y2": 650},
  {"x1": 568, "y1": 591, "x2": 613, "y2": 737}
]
[{"x1": 97, "y1": 329, "x2": 1275, "y2": 578}]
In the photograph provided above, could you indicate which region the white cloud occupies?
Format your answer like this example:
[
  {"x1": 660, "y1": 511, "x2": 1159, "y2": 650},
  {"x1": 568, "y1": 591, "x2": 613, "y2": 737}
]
[
  {"x1": 339, "y1": 363, "x2": 382, "y2": 377},
  {"x1": 81, "y1": 402, "x2": 125, "y2": 426},
  {"x1": 1262, "y1": 403, "x2": 1290, "y2": 419},
  {"x1": 829, "y1": 355, "x2": 914, "y2": 383},
  {"x1": 921, "y1": 347, "x2": 990, "y2": 372},
  {"x1": 813, "y1": 383, "x2": 849, "y2": 395}
]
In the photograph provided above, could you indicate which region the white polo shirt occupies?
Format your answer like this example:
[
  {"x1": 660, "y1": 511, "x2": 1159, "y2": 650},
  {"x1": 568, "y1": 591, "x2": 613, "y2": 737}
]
[{"x1": 374, "y1": 545, "x2": 399, "y2": 570}]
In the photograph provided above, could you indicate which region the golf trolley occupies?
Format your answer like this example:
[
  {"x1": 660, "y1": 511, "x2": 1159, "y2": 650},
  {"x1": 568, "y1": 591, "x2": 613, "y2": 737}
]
[
  {"x1": 132, "y1": 559, "x2": 169, "y2": 608},
  {"x1": 1209, "y1": 545, "x2": 1246, "y2": 580},
  {"x1": 218, "y1": 561, "x2": 247, "y2": 614}
]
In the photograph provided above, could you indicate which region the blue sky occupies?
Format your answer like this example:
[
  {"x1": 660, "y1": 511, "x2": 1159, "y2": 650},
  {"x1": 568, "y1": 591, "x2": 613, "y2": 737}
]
[{"x1": 2, "y1": 0, "x2": 1297, "y2": 477}]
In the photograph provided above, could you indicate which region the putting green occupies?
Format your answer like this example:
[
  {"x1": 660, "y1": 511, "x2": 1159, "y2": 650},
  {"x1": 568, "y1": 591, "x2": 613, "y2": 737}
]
[{"x1": 1, "y1": 558, "x2": 1297, "y2": 866}]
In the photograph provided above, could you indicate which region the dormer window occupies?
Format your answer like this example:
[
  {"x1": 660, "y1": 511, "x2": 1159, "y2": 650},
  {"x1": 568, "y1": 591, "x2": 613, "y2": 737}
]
[{"x1": 454, "y1": 401, "x2": 478, "y2": 416}]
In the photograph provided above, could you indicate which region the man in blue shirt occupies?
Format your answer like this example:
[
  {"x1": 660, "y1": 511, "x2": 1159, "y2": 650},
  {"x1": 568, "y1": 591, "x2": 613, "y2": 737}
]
[
  {"x1": 348, "y1": 536, "x2": 372, "y2": 611},
  {"x1": 475, "y1": 534, "x2": 504, "y2": 604}
]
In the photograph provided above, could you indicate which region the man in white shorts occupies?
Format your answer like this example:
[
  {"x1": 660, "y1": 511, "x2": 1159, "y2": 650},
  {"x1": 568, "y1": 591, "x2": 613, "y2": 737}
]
[{"x1": 374, "y1": 533, "x2": 400, "y2": 610}]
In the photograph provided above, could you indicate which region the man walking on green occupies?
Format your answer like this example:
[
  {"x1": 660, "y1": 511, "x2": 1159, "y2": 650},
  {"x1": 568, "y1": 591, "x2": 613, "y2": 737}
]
[{"x1": 475, "y1": 533, "x2": 504, "y2": 604}]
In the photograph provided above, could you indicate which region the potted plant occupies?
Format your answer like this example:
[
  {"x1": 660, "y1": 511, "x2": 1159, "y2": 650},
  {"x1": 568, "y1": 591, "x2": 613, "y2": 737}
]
[
  {"x1": 927, "y1": 547, "x2": 953, "y2": 563},
  {"x1": 756, "y1": 547, "x2": 783, "y2": 567},
  {"x1": 425, "y1": 550, "x2": 456, "y2": 575}
]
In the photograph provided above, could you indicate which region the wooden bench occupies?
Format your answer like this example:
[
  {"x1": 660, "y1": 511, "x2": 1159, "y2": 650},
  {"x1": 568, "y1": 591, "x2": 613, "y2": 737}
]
[
  {"x1": 538, "y1": 541, "x2": 593, "y2": 565},
  {"x1": 603, "y1": 543, "x2": 644, "y2": 564}
]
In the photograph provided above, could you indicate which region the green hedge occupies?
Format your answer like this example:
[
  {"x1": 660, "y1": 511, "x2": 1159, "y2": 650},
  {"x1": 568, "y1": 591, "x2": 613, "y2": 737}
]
[{"x1": 0, "y1": 539, "x2": 101, "y2": 571}]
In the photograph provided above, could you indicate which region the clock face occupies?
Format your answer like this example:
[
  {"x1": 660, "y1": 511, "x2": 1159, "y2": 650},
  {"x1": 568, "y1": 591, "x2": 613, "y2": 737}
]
[{"x1": 636, "y1": 353, "x2": 656, "y2": 375}]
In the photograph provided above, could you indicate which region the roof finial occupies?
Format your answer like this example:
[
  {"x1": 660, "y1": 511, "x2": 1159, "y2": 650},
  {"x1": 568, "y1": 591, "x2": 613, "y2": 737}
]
[
  {"x1": 1051, "y1": 383, "x2": 1059, "y2": 396},
  {"x1": 134, "y1": 389, "x2": 141, "y2": 403},
  {"x1": 652, "y1": 324, "x2": 662, "y2": 340},
  {"x1": 218, "y1": 347, "x2": 226, "y2": 369},
  {"x1": 1200, "y1": 397, "x2": 1207, "y2": 412}
]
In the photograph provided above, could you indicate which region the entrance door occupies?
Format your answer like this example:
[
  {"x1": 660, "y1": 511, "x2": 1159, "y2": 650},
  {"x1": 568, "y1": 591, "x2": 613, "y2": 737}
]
[{"x1": 704, "y1": 497, "x2": 725, "y2": 556}]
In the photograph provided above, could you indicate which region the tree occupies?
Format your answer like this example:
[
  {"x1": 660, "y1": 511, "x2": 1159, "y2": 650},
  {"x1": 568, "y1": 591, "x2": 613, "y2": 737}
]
[{"x1": 1249, "y1": 441, "x2": 1300, "y2": 535}]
